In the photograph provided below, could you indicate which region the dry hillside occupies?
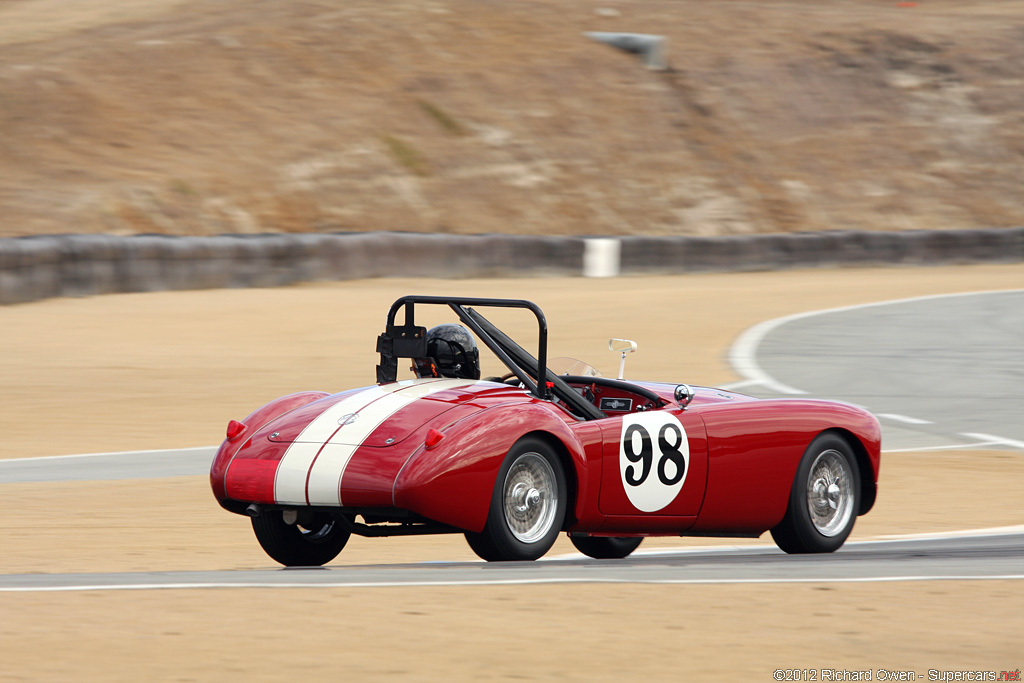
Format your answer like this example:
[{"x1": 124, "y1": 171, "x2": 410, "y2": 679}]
[{"x1": 2, "y1": 0, "x2": 1023, "y2": 238}]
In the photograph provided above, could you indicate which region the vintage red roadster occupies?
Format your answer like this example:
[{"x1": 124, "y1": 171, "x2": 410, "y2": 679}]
[{"x1": 210, "y1": 296, "x2": 881, "y2": 565}]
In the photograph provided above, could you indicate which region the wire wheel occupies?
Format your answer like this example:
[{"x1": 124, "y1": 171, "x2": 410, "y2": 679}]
[
  {"x1": 465, "y1": 437, "x2": 567, "y2": 561},
  {"x1": 771, "y1": 433, "x2": 861, "y2": 554},
  {"x1": 502, "y1": 452, "x2": 559, "y2": 544},
  {"x1": 806, "y1": 448, "x2": 855, "y2": 537}
]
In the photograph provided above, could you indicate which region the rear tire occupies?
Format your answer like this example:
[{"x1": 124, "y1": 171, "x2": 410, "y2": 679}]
[
  {"x1": 251, "y1": 509, "x2": 350, "y2": 566},
  {"x1": 570, "y1": 535, "x2": 643, "y2": 559},
  {"x1": 465, "y1": 437, "x2": 567, "y2": 562},
  {"x1": 771, "y1": 433, "x2": 860, "y2": 554}
]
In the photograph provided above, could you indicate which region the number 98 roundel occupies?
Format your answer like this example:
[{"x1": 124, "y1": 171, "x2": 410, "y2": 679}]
[{"x1": 618, "y1": 412, "x2": 689, "y2": 513}]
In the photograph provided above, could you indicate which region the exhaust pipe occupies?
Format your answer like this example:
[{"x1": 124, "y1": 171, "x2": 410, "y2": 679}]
[{"x1": 245, "y1": 503, "x2": 261, "y2": 518}]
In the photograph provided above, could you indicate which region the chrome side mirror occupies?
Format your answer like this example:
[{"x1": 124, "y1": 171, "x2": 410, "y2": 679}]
[
  {"x1": 608, "y1": 339, "x2": 638, "y2": 379},
  {"x1": 674, "y1": 384, "x2": 694, "y2": 408}
]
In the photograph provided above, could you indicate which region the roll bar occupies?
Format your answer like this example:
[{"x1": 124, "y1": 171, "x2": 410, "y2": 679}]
[
  {"x1": 376, "y1": 296, "x2": 551, "y2": 401},
  {"x1": 377, "y1": 295, "x2": 608, "y2": 420}
]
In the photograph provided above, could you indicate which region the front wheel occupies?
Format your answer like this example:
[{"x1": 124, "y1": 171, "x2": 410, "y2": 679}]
[
  {"x1": 465, "y1": 437, "x2": 567, "y2": 562},
  {"x1": 251, "y1": 509, "x2": 351, "y2": 566},
  {"x1": 570, "y1": 535, "x2": 644, "y2": 559},
  {"x1": 771, "y1": 433, "x2": 860, "y2": 554}
]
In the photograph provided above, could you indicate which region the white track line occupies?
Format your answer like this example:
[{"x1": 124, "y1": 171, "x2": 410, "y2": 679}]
[
  {"x1": 882, "y1": 441, "x2": 1008, "y2": 453},
  {"x1": 0, "y1": 446, "x2": 214, "y2": 463},
  {"x1": 2, "y1": 575, "x2": 1022, "y2": 593},
  {"x1": 543, "y1": 524, "x2": 1024, "y2": 561},
  {"x1": 2, "y1": 528, "x2": 1021, "y2": 593},
  {"x1": 727, "y1": 288, "x2": 1024, "y2": 397},
  {"x1": 728, "y1": 316, "x2": 808, "y2": 395},
  {"x1": 877, "y1": 413, "x2": 934, "y2": 425},
  {"x1": 869, "y1": 524, "x2": 1024, "y2": 542},
  {"x1": 961, "y1": 432, "x2": 1024, "y2": 451}
]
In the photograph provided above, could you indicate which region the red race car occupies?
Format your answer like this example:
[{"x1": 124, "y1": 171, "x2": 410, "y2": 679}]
[{"x1": 210, "y1": 296, "x2": 881, "y2": 565}]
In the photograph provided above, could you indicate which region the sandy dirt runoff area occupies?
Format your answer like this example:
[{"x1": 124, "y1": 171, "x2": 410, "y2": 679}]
[{"x1": 1, "y1": 264, "x2": 1022, "y2": 680}]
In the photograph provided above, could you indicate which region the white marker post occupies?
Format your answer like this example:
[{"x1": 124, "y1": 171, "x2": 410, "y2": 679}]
[{"x1": 583, "y1": 238, "x2": 621, "y2": 278}]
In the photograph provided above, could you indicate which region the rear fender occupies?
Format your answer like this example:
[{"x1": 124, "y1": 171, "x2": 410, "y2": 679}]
[
  {"x1": 210, "y1": 391, "x2": 330, "y2": 506},
  {"x1": 393, "y1": 403, "x2": 598, "y2": 533}
]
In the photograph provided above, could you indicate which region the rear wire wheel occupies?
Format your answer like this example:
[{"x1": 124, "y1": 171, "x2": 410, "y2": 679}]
[
  {"x1": 251, "y1": 509, "x2": 351, "y2": 566},
  {"x1": 570, "y1": 535, "x2": 644, "y2": 559},
  {"x1": 771, "y1": 433, "x2": 860, "y2": 554},
  {"x1": 465, "y1": 437, "x2": 567, "y2": 562}
]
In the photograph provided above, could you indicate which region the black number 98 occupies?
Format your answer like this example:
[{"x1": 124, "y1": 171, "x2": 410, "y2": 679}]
[{"x1": 623, "y1": 422, "x2": 686, "y2": 487}]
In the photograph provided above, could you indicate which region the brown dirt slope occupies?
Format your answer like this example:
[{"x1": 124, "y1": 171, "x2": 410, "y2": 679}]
[{"x1": 2, "y1": 0, "x2": 1024, "y2": 239}]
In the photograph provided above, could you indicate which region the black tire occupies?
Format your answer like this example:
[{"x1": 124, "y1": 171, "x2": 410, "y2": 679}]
[
  {"x1": 570, "y1": 535, "x2": 644, "y2": 559},
  {"x1": 464, "y1": 530, "x2": 501, "y2": 562},
  {"x1": 251, "y1": 509, "x2": 351, "y2": 567},
  {"x1": 771, "y1": 433, "x2": 861, "y2": 554},
  {"x1": 464, "y1": 437, "x2": 567, "y2": 562}
]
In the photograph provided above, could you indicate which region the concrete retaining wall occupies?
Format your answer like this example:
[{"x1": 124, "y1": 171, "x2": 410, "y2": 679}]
[{"x1": 1, "y1": 228, "x2": 1021, "y2": 305}]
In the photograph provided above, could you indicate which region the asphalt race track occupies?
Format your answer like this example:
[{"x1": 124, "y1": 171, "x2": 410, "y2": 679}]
[
  {"x1": 1, "y1": 532, "x2": 1022, "y2": 591},
  {"x1": 729, "y1": 289, "x2": 1024, "y2": 453},
  {"x1": 3, "y1": 290, "x2": 1022, "y2": 591},
  {"x1": 0, "y1": 446, "x2": 217, "y2": 483}
]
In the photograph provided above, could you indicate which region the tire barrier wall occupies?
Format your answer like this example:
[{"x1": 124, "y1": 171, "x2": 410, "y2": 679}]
[
  {"x1": 617, "y1": 227, "x2": 1024, "y2": 274},
  {"x1": 0, "y1": 233, "x2": 583, "y2": 305},
  {"x1": 0, "y1": 227, "x2": 1021, "y2": 305}
]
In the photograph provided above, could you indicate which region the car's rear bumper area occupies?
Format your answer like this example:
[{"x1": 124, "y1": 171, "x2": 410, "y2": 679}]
[{"x1": 224, "y1": 502, "x2": 463, "y2": 537}]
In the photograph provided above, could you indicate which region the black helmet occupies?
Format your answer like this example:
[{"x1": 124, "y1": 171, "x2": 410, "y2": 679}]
[{"x1": 413, "y1": 324, "x2": 481, "y2": 380}]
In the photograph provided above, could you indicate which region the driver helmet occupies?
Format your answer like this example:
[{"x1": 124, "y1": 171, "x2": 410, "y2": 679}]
[{"x1": 413, "y1": 323, "x2": 481, "y2": 380}]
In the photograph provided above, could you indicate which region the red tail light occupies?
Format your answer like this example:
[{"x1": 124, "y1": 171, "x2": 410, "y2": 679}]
[
  {"x1": 424, "y1": 428, "x2": 445, "y2": 449},
  {"x1": 226, "y1": 419, "x2": 247, "y2": 439}
]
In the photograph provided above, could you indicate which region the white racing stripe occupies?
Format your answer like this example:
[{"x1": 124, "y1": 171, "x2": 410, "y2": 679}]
[
  {"x1": 274, "y1": 382, "x2": 413, "y2": 505},
  {"x1": 307, "y1": 378, "x2": 476, "y2": 505},
  {"x1": 275, "y1": 378, "x2": 476, "y2": 506}
]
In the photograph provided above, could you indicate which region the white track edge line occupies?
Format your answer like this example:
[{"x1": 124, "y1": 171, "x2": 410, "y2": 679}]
[
  {"x1": 962, "y1": 432, "x2": 1024, "y2": 450},
  {"x1": 3, "y1": 575, "x2": 1023, "y2": 593},
  {"x1": 0, "y1": 446, "x2": 215, "y2": 464},
  {"x1": 727, "y1": 288, "x2": 1024, "y2": 397},
  {"x1": 878, "y1": 413, "x2": 934, "y2": 425},
  {"x1": 882, "y1": 441, "x2": 1005, "y2": 453},
  {"x1": 547, "y1": 524, "x2": 1024, "y2": 560}
]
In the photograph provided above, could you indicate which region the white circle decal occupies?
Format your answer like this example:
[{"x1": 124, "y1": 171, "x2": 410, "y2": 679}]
[{"x1": 618, "y1": 412, "x2": 689, "y2": 512}]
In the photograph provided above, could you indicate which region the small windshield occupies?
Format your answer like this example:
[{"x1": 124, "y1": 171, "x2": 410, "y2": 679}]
[{"x1": 548, "y1": 357, "x2": 602, "y2": 378}]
